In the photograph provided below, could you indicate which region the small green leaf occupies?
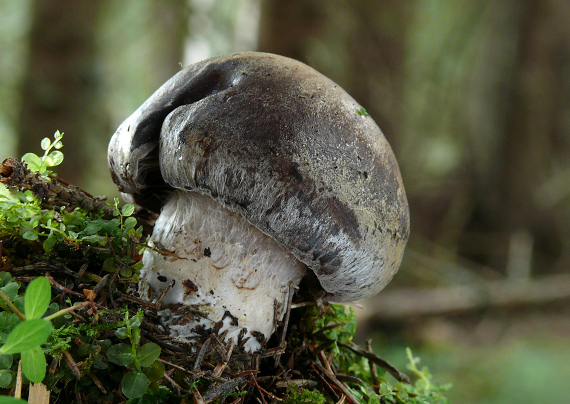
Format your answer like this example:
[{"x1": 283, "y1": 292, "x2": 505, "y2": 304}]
[
  {"x1": 121, "y1": 371, "x2": 149, "y2": 399},
  {"x1": 40, "y1": 137, "x2": 51, "y2": 151},
  {"x1": 29, "y1": 215, "x2": 41, "y2": 228},
  {"x1": 119, "y1": 267, "x2": 133, "y2": 278},
  {"x1": 44, "y1": 151, "x2": 64, "y2": 167},
  {"x1": 102, "y1": 258, "x2": 117, "y2": 273},
  {"x1": 13, "y1": 297, "x2": 25, "y2": 317},
  {"x1": 6, "y1": 214, "x2": 19, "y2": 223},
  {"x1": 0, "y1": 354, "x2": 12, "y2": 370},
  {"x1": 122, "y1": 204, "x2": 135, "y2": 217},
  {"x1": 127, "y1": 315, "x2": 142, "y2": 329},
  {"x1": 42, "y1": 231, "x2": 58, "y2": 252},
  {"x1": 21, "y1": 345, "x2": 46, "y2": 383},
  {"x1": 1, "y1": 281, "x2": 20, "y2": 301},
  {"x1": 123, "y1": 216, "x2": 137, "y2": 232},
  {"x1": 0, "y1": 273, "x2": 12, "y2": 288},
  {"x1": 81, "y1": 235, "x2": 106, "y2": 244},
  {"x1": 137, "y1": 343, "x2": 161, "y2": 368},
  {"x1": 22, "y1": 230, "x2": 38, "y2": 241},
  {"x1": 106, "y1": 343, "x2": 134, "y2": 366},
  {"x1": 0, "y1": 396, "x2": 27, "y2": 404},
  {"x1": 93, "y1": 360, "x2": 108, "y2": 370},
  {"x1": 0, "y1": 312, "x2": 21, "y2": 334},
  {"x1": 0, "y1": 319, "x2": 52, "y2": 354},
  {"x1": 357, "y1": 106, "x2": 371, "y2": 117},
  {"x1": 0, "y1": 369, "x2": 12, "y2": 389},
  {"x1": 24, "y1": 277, "x2": 51, "y2": 320},
  {"x1": 82, "y1": 219, "x2": 107, "y2": 235},
  {"x1": 98, "y1": 339, "x2": 112, "y2": 349},
  {"x1": 21, "y1": 153, "x2": 43, "y2": 172},
  {"x1": 115, "y1": 327, "x2": 128, "y2": 339},
  {"x1": 142, "y1": 359, "x2": 165, "y2": 382}
]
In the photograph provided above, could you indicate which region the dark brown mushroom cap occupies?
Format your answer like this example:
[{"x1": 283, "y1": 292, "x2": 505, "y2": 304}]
[{"x1": 108, "y1": 52, "x2": 410, "y2": 302}]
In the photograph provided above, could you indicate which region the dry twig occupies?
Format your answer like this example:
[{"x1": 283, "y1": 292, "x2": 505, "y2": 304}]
[{"x1": 1, "y1": 157, "x2": 114, "y2": 217}]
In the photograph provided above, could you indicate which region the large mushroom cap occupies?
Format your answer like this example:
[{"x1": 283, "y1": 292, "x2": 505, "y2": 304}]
[{"x1": 108, "y1": 52, "x2": 410, "y2": 302}]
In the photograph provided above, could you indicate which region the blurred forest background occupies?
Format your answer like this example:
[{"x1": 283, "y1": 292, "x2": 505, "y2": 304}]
[{"x1": 1, "y1": 1, "x2": 569, "y2": 402}]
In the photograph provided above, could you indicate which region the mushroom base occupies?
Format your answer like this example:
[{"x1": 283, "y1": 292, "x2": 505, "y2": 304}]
[{"x1": 139, "y1": 190, "x2": 306, "y2": 352}]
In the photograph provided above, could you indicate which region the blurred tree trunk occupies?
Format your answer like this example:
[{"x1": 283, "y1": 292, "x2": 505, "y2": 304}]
[
  {"x1": 150, "y1": 0, "x2": 189, "y2": 81},
  {"x1": 258, "y1": 0, "x2": 324, "y2": 62},
  {"x1": 17, "y1": 0, "x2": 101, "y2": 186},
  {"x1": 497, "y1": 0, "x2": 570, "y2": 274}
]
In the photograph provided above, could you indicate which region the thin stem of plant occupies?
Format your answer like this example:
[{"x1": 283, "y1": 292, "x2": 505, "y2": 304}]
[
  {"x1": 0, "y1": 289, "x2": 26, "y2": 321},
  {"x1": 44, "y1": 301, "x2": 90, "y2": 321}
]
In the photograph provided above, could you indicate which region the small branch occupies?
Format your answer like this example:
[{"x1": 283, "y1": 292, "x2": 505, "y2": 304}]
[
  {"x1": 213, "y1": 340, "x2": 235, "y2": 377},
  {"x1": 338, "y1": 341, "x2": 410, "y2": 383},
  {"x1": 0, "y1": 289, "x2": 26, "y2": 321},
  {"x1": 194, "y1": 336, "x2": 212, "y2": 370},
  {"x1": 0, "y1": 157, "x2": 114, "y2": 217},
  {"x1": 88, "y1": 372, "x2": 107, "y2": 394},
  {"x1": 202, "y1": 376, "x2": 246, "y2": 403},
  {"x1": 63, "y1": 351, "x2": 81, "y2": 379},
  {"x1": 366, "y1": 339, "x2": 380, "y2": 393},
  {"x1": 192, "y1": 389, "x2": 205, "y2": 404},
  {"x1": 359, "y1": 273, "x2": 570, "y2": 322},
  {"x1": 44, "y1": 301, "x2": 90, "y2": 321},
  {"x1": 312, "y1": 362, "x2": 359, "y2": 404},
  {"x1": 163, "y1": 371, "x2": 183, "y2": 396},
  {"x1": 274, "y1": 282, "x2": 294, "y2": 367},
  {"x1": 46, "y1": 275, "x2": 84, "y2": 298}
]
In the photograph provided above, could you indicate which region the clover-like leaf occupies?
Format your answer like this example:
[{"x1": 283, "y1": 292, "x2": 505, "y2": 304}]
[
  {"x1": 40, "y1": 137, "x2": 51, "y2": 151},
  {"x1": 0, "y1": 273, "x2": 12, "y2": 288},
  {"x1": 21, "y1": 153, "x2": 43, "y2": 173},
  {"x1": 137, "y1": 342, "x2": 161, "y2": 368},
  {"x1": 142, "y1": 359, "x2": 165, "y2": 383},
  {"x1": 24, "y1": 277, "x2": 51, "y2": 320},
  {"x1": 1, "y1": 281, "x2": 20, "y2": 302},
  {"x1": 44, "y1": 150, "x2": 64, "y2": 167},
  {"x1": 0, "y1": 369, "x2": 12, "y2": 389},
  {"x1": 121, "y1": 204, "x2": 135, "y2": 217},
  {"x1": 42, "y1": 231, "x2": 58, "y2": 253},
  {"x1": 0, "y1": 354, "x2": 12, "y2": 370},
  {"x1": 106, "y1": 343, "x2": 135, "y2": 367},
  {"x1": 121, "y1": 371, "x2": 149, "y2": 399},
  {"x1": 123, "y1": 216, "x2": 137, "y2": 233}
]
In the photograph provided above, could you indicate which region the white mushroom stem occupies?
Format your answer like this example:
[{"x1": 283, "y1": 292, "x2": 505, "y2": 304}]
[{"x1": 140, "y1": 190, "x2": 307, "y2": 352}]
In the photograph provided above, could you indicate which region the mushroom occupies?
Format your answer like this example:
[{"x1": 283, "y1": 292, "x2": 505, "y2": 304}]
[{"x1": 108, "y1": 52, "x2": 409, "y2": 352}]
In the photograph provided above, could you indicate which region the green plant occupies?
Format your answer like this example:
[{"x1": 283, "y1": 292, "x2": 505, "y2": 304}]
[
  {"x1": 106, "y1": 311, "x2": 163, "y2": 400},
  {"x1": 21, "y1": 130, "x2": 64, "y2": 176},
  {"x1": 0, "y1": 187, "x2": 143, "y2": 276},
  {"x1": 404, "y1": 348, "x2": 452, "y2": 402},
  {"x1": 292, "y1": 303, "x2": 452, "y2": 404},
  {"x1": 0, "y1": 135, "x2": 156, "y2": 400},
  {"x1": 283, "y1": 385, "x2": 325, "y2": 404},
  {"x1": 357, "y1": 106, "x2": 371, "y2": 117},
  {"x1": 0, "y1": 275, "x2": 89, "y2": 383}
]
